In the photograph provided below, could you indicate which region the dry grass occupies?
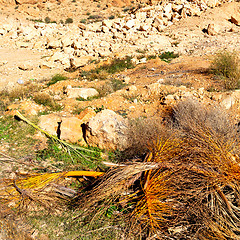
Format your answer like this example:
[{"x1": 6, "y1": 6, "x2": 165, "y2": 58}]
[{"x1": 211, "y1": 50, "x2": 240, "y2": 90}]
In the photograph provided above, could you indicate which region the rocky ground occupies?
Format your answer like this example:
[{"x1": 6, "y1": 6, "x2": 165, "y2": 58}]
[{"x1": 1, "y1": 0, "x2": 240, "y2": 239}]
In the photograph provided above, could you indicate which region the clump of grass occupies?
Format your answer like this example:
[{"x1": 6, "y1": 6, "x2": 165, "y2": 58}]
[
  {"x1": 147, "y1": 54, "x2": 157, "y2": 60},
  {"x1": 31, "y1": 19, "x2": 43, "y2": 23},
  {"x1": 65, "y1": 18, "x2": 73, "y2": 24},
  {"x1": 88, "y1": 15, "x2": 101, "y2": 20},
  {"x1": 0, "y1": 115, "x2": 37, "y2": 158},
  {"x1": 159, "y1": 51, "x2": 179, "y2": 63},
  {"x1": 76, "y1": 95, "x2": 99, "y2": 101},
  {"x1": 211, "y1": 50, "x2": 240, "y2": 90},
  {"x1": 72, "y1": 106, "x2": 88, "y2": 115},
  {"x1": 96, "y1": 79, "x2": 127, "y2": 98},
  {"x1": 1, "y1": 82, "x2": 42, "y2": 101},
  {"x1": 47, "y1": 74, "x2": 67, "y2": 86},
  {"x1": 33, "y1": 93, "x2": 63, "y2": 111},
  {"x1": 100, "y1": 56, "x2": 135, "y2": 74},
  {"x1": 80, "y1": 56, "x2": 135, "y2": 81},
  {"x1": 109, "y1": 15, "x2": 115, "y2": 20},
  {"x1": 80, "y1": 19, "x2": 86, "y2": 24}
]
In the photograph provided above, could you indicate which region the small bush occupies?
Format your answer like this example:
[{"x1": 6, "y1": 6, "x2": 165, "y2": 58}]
[
  {"x1": 211, "y1": 50, "x2": 240, "y2": 90},
  {"x1": 33, "y1": 93, "x2": 62, "y2": 111},
  {"x1": 88, "y1": 15, "x2": 101, "y2": 20},
  {"x1": 47, "y1": 74, "x2": 67, "y2": 86},
  {"x1": 80, "y1": 19, "x2": 86, "y2": 24},
  {"x1": 123, "y1": 117, "x2": 169, "y2": 159},
  {"x1": 80, "y1": 56, "x2": 135, "y2": 81},
  {"x1": 159, "y1": 51, "x2": 179, "y2": 63},
  {"x1": 108, "y1": 15, "x2": 115, "y2": 20},
  {"x1": 45, "y1": 17, "x2": 51, "y2": 23},
  {"x1": 96, "y1": 79, "x2": 127, "y2": 97},
  {"x1": 65, "y1": 18, "x2": 73, "y2": 24}
]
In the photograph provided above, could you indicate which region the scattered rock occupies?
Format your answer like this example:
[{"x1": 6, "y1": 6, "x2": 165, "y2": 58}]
[
  {"x1": 66, "y1": 86, "x2": 99, "y2": 99},
  {"x1": 207, "y1": 23, "x2": 218, "y2": 36},
  {"x1": 231, "y1": 14, "x2": 240, "y2": 26},
  {"x1": 18, "y1": 62, "x2": 34, "y2": 71}
]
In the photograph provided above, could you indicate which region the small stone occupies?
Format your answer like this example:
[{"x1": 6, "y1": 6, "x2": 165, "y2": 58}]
[
  {"x1": 17, "y1": 79, "x2": 24, "y2": 84},
  {"x1": 231, "y1": 14, "x2": 240, "y2": 26},
  {"x1": 207, "y1": 23, "x2": 218, "y2": 36}
]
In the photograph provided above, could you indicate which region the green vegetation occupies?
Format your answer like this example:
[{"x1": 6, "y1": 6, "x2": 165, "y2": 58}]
[
  {"x1": 37, "y1": 141, "x2": 102, "y2": 170},
  {"x1": 95, "y1": 78, "x2": 127, "y2": 98},
  {"x1": 0, "y1": 115, "x2": 37, "y2": 158},
  {"x1": 47, "y1": 74, "x2": 67, "y2": 86},
  {"x1": 159, "y1": 51, "x2": 179, "y2": 63},
  {"x1": 211, "y1": 50, "x2": 240, "y2": 90},
  {"x1": 94, "y1": 105, "x2": 105, "y2": 113},
  {"x1": 31, "y1": 19, "x2": 43, "y2": 23},
  {"x1": 88, "y1": 15, "x2": 101, "y2": 20},
  {"x1": 80, "y1": 56, "x2": 135, "y2": 81},
  {"x1": 65, "y1": 18, "x2": 73, "y2": 24},
  {"x1": 44, "y1": 17, "x2": 51, "y2": 23},
  {"x1": 80, "y1": 19, "x2": 87, "y2": 24},
  {"x1": 0, "y1": 82, "x2": 41, "y2": 101},
  {"x1": 44, "y1": 17, "x2": 56, "y2": 24},
  {"x1": 109, "y1": 15, "x2": 115, "y2": 20}
]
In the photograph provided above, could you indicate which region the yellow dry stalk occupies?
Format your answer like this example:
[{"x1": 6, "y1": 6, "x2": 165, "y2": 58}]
[
  {"x1": 133, "y1": 169, "x2": 173, "y2": 230},
  {"x1": 146, "y1": 137, "x2": 182, "y2": 163},
  {"x1": 0, "y1": 172, "x2": 65, "y2": 202}
]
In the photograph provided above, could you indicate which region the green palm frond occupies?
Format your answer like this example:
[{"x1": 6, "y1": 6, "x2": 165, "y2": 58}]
[{"x1": 15, "y1": 111, "x2": 98, "y2": 163}]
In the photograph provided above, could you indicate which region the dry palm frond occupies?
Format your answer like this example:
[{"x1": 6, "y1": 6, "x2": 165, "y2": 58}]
[
  {"x1": 78, "y1": 161, "x2": 161, "y2": 209},
  {"x1": 0, "y1": 170, "x2": 104, "y2": 212},
  {"x1": 77, "y1": 104, "x2": 240, "y2": 239},
  {"x1": 15, "y1": 111, "x2": 97, "y2": 162}
]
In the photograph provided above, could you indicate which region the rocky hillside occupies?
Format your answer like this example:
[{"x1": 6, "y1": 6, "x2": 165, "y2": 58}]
[{"x1": 1, "y1": 0, "x2": 240, "y2": 239}]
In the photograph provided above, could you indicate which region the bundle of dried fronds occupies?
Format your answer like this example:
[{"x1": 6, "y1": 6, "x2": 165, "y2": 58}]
[
  {"x1": 77, "y1": 100, "x2": 240, "y2": 239},
  {"x1": 0, "y1": 170, "x2": 104, "y2": 213}
]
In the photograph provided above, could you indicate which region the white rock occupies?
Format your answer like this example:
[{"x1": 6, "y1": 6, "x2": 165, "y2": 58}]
[
  {"x1": 66, "y1": 87, "x2": 99, "y2": 99},
  {"x1": 70, "y1": 56, "x2": 92, "y2": 68},
  {"x1": 124, "y1": 19, "x2": 135, "y2": 30},
  {"x1": 102, "y1": 19, "x2": 112, "y2": 28},
  {"x1": 47, "y1": 39, "x2": 62, "y2": 49}
]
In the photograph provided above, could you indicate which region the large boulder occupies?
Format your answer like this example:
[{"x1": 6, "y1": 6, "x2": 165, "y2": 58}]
[{"x1": 85, "y1": 109, "x2": 129, "y2": 151}]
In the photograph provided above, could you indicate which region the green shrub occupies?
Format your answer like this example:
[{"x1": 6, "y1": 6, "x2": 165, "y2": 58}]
[
  {"x1": 65, "y1": 18, "x2": 73, "y2": 24},
  {"x1": 159, "y1": 51, "x2": 179, "y2": 63},
  {"x1": 211, "y1": 50, "x2": 240, "y2": 90},
  {"x1": 47, "y1": 74, "x2": 67, "y2": 86},
  {"x1": 80, "y1": 19, "x2": 86, "y2": 24},
  {"x1": 45, "y1": 17, "x2": 51, "y2": 23},
  {"x1": 88, "y1": 15, "x2": 101, "y2": 20},
  {"x1": 80, "y1": 56, "x2": 135, "y2": 81}
]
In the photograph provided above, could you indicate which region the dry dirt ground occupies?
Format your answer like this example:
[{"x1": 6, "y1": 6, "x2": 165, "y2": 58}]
[
  {"x1": 1, "y1": 0, "x2": 240, "y2": 239},
  {"x1": 0, "y1": 1, "x2": 239, "y2": 92}
]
